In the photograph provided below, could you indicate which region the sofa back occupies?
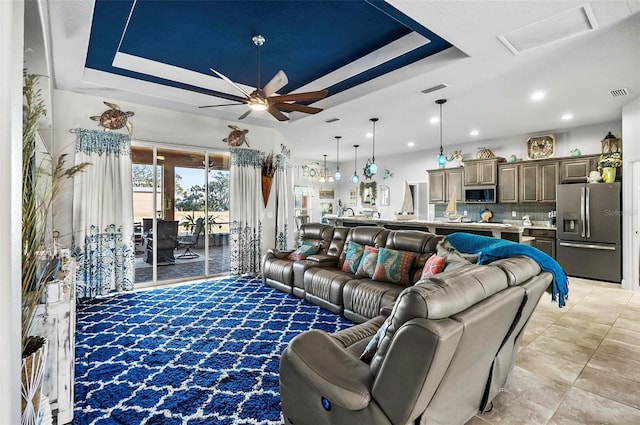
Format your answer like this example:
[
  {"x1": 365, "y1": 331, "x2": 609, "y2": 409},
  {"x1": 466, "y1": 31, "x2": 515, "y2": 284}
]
[
  {"x1": 338, "y1": 226, "x2": 390, "y2": 266},
  {"x1": 325, "y1": 226, "x2": 350, "y2": 258},
  {"x1": 369, "y1": 264, "x2": 526, "y2": 424},
  {"x1": 298, "y1": 223, "x2": 334, "y2": 254},
  {"x1": 384, "y1": 230, "x2": 442, "y2": 285}
]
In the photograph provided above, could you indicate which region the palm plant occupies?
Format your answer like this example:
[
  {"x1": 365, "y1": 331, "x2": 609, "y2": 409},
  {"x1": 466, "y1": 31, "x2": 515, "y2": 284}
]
[{"x1": 22, "y1": 71, "x2": 90, "y2": 352}]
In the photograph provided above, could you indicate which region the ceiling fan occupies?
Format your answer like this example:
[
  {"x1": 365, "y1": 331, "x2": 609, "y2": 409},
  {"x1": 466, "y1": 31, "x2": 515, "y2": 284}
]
[{"x1": 199, "y1": 35, "x2": 328, "y2": 121}]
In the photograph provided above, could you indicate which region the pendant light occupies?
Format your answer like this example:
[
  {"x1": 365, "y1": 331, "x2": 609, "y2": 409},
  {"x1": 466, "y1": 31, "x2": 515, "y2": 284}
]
[
  {"x1": 334, "y1": 136, "x2": 342, "y2": 181},
  {"x1": 366, "y1": 118, "x2": 379, "y2": 175},
  {"x1": 351, "y1": 145, "x2": 360, "y2": 184},
  {"x1": 319, "y1": 154, "x2": 327, "y2": 183},
  {"x1": 436, "y1": 99, "x2": 447, "y2": 168}
]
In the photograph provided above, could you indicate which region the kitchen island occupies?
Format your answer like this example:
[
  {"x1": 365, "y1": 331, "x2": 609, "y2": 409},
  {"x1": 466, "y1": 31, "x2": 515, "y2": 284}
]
[{"x1": 323, "y1": 216, "x2": 533, "y2": 242}]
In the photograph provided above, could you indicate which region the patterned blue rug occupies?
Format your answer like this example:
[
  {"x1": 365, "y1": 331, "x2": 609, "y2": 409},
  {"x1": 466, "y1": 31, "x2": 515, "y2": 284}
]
[{"x1": 74, "y1": 276, "x2": 353, "y2": 424}]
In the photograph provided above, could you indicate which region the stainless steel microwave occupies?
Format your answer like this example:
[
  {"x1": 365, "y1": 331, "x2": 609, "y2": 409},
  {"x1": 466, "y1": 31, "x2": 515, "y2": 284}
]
[{"x1": 464, "y1": 186, "x2": 496, "y2": 203}]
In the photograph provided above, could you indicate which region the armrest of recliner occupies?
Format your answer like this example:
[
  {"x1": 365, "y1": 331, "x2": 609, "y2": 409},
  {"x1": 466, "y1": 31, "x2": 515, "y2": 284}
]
[
  {"x1": 305, "y1": 254, "x2": 339, "y2": 267},
  {"x1": 283, "y1": 329, "x2": 373, "y2": 411},
  {"x1": 265, "y1": 248, "x2": 294, "y2": 259}
]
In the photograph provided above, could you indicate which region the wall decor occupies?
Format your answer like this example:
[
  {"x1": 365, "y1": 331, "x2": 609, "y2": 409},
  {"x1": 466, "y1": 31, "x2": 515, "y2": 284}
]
[
  {"x1": 319, "y1": 188, "x2": 334, "y2": 199},
  {"x1": 476, "y1": 147, "x2": 496, "y2": 159},
  {"x1": 320, "y1": 203, "x2": 333, "y2": 215},
  {"x1": 90, "y1": 101, "x2": 135, "y2": 133},
  {"x1": 526, "y1": 135, "x2": 555, "y2": 160},
  {"x1": 600, "y1": 132, "x2": 620, "y2": 154},
  {"x1": 381, "y1": 168, "x2": 393, "y2": 179},
  {"x1": 379, "y1": 185, "x2": 390, "y2": 206},
  {"x1": 349, "y1": 188, "x2": 357, "y2": 205},
  {"x1": 360, "y1": 182, "x2": 377, "y2": 206},
  {"x1": 223, "y1": 125, "x2": 250, "y2": 147}
]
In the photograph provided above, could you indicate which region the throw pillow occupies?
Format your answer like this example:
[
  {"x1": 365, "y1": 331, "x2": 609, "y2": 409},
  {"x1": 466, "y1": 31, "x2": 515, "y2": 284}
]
[
  {"x1": 442, "y1": 250, "x2": 472, "y2": 272},
  {"x1": 287, "y1": 244, "x2": 319, "y2": 261},
  {"x1": 356, "y1": 246, "x2": 379, "y2": 277},
  {"x1": 341, "y1": 241, "x2": 365, "y2": 274},
  {"x1": 372, "y1": 248, "x2": 417, "y2": 286},
  {"x1": 360, "y1": 319, "x2": 391, "y2": 363},
  {"x1": 420, "y1": 255, "x2": 446, "y2": 279},
  {"x1": 437, "y1": 239, "x2": 479, "y2": 264}
]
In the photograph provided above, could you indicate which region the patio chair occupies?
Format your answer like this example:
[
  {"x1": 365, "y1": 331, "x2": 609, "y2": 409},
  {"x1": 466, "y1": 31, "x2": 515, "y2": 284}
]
[{"x1": 177, "y1": 217, "x2": 204, "y2": 259}]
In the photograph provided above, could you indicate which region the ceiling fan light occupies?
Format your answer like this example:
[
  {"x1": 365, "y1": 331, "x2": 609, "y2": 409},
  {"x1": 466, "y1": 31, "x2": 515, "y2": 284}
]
[{"x1": 248, "y1": 101, "x2": 268, "y2": 111}]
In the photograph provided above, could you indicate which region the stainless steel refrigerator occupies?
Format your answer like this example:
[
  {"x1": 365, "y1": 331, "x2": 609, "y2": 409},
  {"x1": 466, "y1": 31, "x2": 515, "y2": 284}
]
[{"x1": 556, "y1": 182, "x2": 621, "y2": 282}]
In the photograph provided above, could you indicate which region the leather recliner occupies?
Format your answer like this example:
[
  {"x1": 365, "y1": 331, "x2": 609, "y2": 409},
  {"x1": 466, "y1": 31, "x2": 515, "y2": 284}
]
[
  {"x1": 261, "y1": 223, "x2": 334, "y2": 294},
  {"x1": 280, "y1": 257, "x2": 552, "y2": 425}
]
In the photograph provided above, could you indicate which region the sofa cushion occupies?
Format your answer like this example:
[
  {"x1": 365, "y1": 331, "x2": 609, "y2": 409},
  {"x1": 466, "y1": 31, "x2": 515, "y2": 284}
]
[
  {"x1": 287, "y1": 243, "x2": 319, "y2": 261},
  {"x1": 437, "y1": 239, "x2": 479, "y2": 265},
  {"x1": 420, "y1": 255, "x2": 445, "y2": 279},
  {"x1": 356, "y1": 246, "x2": 379, "y2": 278},
  {"x1": 341, "y1": 241, "x2": 365, "y2": 274},
  {"x1": 372, "y1": 248, "x2": 417, "y2": 286}
]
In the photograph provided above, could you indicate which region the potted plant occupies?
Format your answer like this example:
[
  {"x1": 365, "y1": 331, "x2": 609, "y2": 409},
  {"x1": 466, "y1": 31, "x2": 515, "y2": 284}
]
[
  {"x1": 598, "y1": 152, "x2": 622, "y2": 183},
  {"x1": 22, "y1": 71, "x2": 89, "y2": 423}
]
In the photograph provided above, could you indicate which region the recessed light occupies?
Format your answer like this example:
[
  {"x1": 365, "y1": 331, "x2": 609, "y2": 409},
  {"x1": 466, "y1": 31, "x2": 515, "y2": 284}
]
[
  {"x1": 561, "y1": 113, "x2": 573, "y2": 120},
  {"x1": 530, "y1": 91, "x2": 545, "y2": 101},
  {"x1": 407, "y1": 141, "x2": 415, "y2": 147},
  {"x1": 470, "y1": 130, "x2": 479, "y2": 136},
  {"x1": 430, "y1": 117, "x2": 439, "y2": 124}
]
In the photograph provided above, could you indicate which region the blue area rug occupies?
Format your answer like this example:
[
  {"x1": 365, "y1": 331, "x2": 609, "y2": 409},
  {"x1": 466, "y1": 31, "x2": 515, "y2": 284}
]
[{"x1": 74, "y1": 276, "x2": 353, "y2": 424}]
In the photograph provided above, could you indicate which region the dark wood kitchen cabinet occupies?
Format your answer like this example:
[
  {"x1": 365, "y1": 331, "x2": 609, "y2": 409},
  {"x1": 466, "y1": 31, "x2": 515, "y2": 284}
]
[
  {"x1": 498, "y1": 164, "x2": 518, "y2": 203},
  {"x1": 464, "y1": 159, "x2": 498, "y2": 186},
  {"x1": 520, "y1": 162, "x2": 558, "y2": 203},
  {"x1": 559, "y1": 155, "x2": 599, "y2": 183},
  {"x1": 428, "y1": 168, "x2": 463, "y2": 203}
]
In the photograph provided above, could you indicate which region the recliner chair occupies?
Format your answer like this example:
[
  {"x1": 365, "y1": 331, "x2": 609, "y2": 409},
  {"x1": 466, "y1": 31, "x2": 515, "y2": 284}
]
[{"x1": 280, "y1": 260, "x2": 551, "y2": 425}]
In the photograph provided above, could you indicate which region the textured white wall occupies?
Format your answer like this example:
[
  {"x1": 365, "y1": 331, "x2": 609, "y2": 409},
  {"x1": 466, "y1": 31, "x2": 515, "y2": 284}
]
[{"x1": 622, "y1": 97, "x2": 640, "y2": 291}]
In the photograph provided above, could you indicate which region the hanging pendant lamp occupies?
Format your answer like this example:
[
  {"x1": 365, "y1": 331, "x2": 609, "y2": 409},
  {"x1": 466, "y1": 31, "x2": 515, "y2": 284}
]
[
  {"x1": 334, "y1": 136, "x2": 342, "y2": 181},
  {"x1": 351, "y1": 145, "x2": 360, "y2": 184},
  {"x1": 366, "y1": 118, "x2": 379, "y2": 175},
  {"x1": 436, "y1": 99, "x2": 447, "y2": 168}
]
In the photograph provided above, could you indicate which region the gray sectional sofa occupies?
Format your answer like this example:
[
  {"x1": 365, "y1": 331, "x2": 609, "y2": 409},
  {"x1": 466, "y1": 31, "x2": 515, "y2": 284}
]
[{"x1": 262, "y1": 223, "x2": 554, "y2": 425}]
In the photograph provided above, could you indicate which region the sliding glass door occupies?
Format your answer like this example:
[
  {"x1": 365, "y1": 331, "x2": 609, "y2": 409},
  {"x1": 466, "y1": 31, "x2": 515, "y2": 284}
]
[{"x1": 132, "y1": 144, "x2": 229, "y2": 287}]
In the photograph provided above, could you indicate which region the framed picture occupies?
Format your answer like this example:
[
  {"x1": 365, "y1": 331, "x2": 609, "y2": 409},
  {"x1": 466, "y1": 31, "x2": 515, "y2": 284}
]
[
  {"x1": 349, "y1": 188, "x2": 357, "y2": 205},
  {"x1": 526, "y1": 135, "x2": 555, "y2": 160},
  {"x1": 319, "y1": 188, "x2": 334, "y2": 199},
  {"x1": 320, "y1": 203, "x2": 333, "y2": 215},
  {"x1": 379, "y1": 185, "x2": 390, "y2": 206}
]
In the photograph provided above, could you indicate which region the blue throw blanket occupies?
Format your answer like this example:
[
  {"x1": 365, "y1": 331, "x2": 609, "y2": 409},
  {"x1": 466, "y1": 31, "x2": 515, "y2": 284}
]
[{"x1": 446, "y1": 233, "x2": 568, "y2": 307}]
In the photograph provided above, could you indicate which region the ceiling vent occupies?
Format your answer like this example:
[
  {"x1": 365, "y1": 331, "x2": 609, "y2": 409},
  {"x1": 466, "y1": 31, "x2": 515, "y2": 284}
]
[
  {"x1": 325, "y1": 117, "x2": 340, "y2": 123},
  {"x1": 609, "y1": 88, "x2": 629, "y2": 98},
  {"x1": 498, "y1": 5, "x2": 597, "y2": 55},
  {"x1": 420, "y1": 83, "x2": 448, "y2": 95}
]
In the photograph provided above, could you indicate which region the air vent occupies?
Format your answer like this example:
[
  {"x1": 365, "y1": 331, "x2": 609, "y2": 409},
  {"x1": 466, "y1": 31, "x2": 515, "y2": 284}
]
[
  {"x1": 325, "y1": 117, "x2": 340, "y2": 123},
  {"x1": 610, "y1": 88, "x2": 629, "y2": 98},
  {"x1": 420, "y1": 83, "x2": 448, "y2": 95}
]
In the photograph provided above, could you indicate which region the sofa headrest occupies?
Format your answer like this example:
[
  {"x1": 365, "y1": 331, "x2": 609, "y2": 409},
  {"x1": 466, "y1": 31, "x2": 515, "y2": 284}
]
[
  {"x1": 385, "y1": 230, "x2": 441, "y2": 254},
  {"x1": 327, "y1": 226, "x2": 350, "y2": 257},
  {"x1": 489, "y1": 256, "x2": 541, "y2": 286},
  {"x1": 346, "y1": 226, "x2": 389, "y2": 248},
  {"x1": 298, "y1": 223, "x2": 334, "y2": 251},
  {"x1": 406, "y1": 265, "x2": 508, "y2": 320}
]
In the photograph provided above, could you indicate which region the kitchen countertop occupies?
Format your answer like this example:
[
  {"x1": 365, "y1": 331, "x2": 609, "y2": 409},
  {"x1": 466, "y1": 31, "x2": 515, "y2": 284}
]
[{"x1": 324, "y1": 215, "x2": 557, "y2": 233}]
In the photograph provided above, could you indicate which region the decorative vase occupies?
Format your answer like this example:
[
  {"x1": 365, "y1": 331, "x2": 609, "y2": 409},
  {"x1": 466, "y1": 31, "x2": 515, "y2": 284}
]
[
  {"x1": 602, "y1": 167, "x2": 616, "y2": 183},
  {"x1": 261, "y1": 176, "x2": 273, "y2": 207},
  {"x1": 21, "y1": 336, "x2": 48, "y2": 425}
]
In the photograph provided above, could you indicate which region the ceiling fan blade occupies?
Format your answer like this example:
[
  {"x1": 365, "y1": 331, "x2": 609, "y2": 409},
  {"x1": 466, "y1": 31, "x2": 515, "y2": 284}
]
[
  {"x1": 267, "y1": 105, "x2": 289, "y2": 121},
  {"x1": 209, "y1": 67, "x2": 252, "y2": 99},
  {"x1": 262, "y1": 70, "x2": 288, "y2": 97},
  {"x1": 273, "y1": 103, "x2": 323, "y2": 114},
  {"x1": 238, "y1": 109, "x2": 252, "y2": 120},
  {"x1": 270, "y1": 89, "x2": 328, "y2": 103},
  {"x1": 198, "y1": 102, "x2": 246, "y2": 109}
]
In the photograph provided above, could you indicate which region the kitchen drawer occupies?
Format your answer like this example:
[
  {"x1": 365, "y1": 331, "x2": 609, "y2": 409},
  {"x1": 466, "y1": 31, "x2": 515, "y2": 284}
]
[{"x1": 527, "y1": 229, "x2": 556, "y2": 238}]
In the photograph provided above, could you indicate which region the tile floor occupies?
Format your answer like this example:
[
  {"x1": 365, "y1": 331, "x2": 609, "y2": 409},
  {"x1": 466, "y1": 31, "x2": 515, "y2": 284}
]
[{"x1": 467, "y1": 277, "x2": 640, "y2": 425}]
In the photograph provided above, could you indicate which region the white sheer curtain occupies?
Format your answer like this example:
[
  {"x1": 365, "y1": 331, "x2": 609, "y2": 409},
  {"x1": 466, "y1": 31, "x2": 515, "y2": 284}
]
[
  {"x1": 275, "y1": 154, "x2": 293, "y2": 250},
  {"x1": 229, "y1": 148, "x2": 263, "y2": 275},
  {"x1": 72, "y1": 129, "x2": 135, "y2": 298}
]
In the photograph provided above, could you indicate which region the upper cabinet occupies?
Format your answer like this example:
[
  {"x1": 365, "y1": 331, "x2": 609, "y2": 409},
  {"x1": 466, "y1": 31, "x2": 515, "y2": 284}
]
[
  {"x1": 559, "y1": 155, "x2": 600, "y2": 183},
  {"x1": 520, "y1": 162, "x2": 558, "y2": 203},
  {"x1": 428, "y1": 168, "x2": 463, "y2": 204},
  {"x1": 498, "y1": 164, "x2": 519, "y2": 203},
  {"x1": 464, "y1": 159, "x2": 499, "y2": 186}
]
